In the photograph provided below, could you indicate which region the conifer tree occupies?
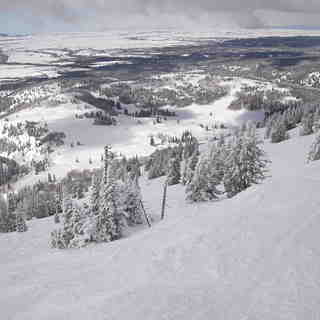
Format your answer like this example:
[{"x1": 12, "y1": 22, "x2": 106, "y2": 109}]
[
  {"x1": 120, "y1": 176, "x2": 143, "y2": 225},
  {"x1": 184, "y1": 151, "x2": 200, "y2": 185},
  {"x1": 95, "y1": 157, "x2": 122, "y2": 242},
  {"x1": 167, "y1": 153, "x2": 181, "y2": 186},
  {"x1": 90, "y1": 172, "x2": 101, "y2": 215},
  {"x1": 271, "y1": 117, "x2": 289, "y2": 143},
  {"x1": 68, "y1": 204, "x2": 88, "y2": 248},
  {"x1": 308, "y1": 133, "x2": 320, "y2": 161},
  {"x1": 223, "y1": 126, "x2": 269, "y2": 198},
  {"x1": 0, "y1": 194, "x2": 8, "y2": 232},
  {"x1": 300, "y1": 113, "x2": 314, "y2": 136},
  {"x1": 186, "y1": 145, "x2": 222, "y2": 202},
  {"x1": 147, "y1": 150, "x2": 167, "y2": 179},
  {"x1": 51, "y1": 192, "x2": 74, "y2": 248},
  {"x1": 16, "y1": 207, "x2": 28, "y2": 233}
]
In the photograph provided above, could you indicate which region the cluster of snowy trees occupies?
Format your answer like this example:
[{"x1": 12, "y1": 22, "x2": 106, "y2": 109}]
[
  {"x1": 51, "y1": 148, "x2": 145, "y2": 248},
  {"x1": 186, "y1": 123, "x2": 269, "y2": 201},
  {"x1": 0, "y1": 193, "x2": 28, "y2": 233},
  {"x1": 0, "y1": 168, "x2": 93, "y2": 234},
  {"x1": 308, "y1": 134, "x2": 320, "y2": 161},
  {"x1": 146, "y1": 126, "x2": 269, "y2": 202},
  {"x1": 265, "y1": 103, "x2": 320, "y2": 143},
  {"x1": 145, "y1": 131, "x2": 199, "y2": 182},
  {"x1": 0, "y1": 120, "x2": 66, "y2": 180},
  {"x1": 263, "y1": 102, "x2": 320, "y2": 162}
]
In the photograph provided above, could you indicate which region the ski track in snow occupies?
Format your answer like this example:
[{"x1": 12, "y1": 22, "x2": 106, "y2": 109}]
[{"x1": 1, "y1": 128, "x2": 320, "y2": 319}]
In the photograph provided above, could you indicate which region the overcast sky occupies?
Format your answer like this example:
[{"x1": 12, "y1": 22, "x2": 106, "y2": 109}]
[{"x1": 1, "y1": 0, "x2": 320, "y2": 34}]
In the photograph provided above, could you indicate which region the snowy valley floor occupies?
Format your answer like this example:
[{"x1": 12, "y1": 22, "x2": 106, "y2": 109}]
[{"x1": 1, "y1": 130, "x2": 320, "y2": 319}]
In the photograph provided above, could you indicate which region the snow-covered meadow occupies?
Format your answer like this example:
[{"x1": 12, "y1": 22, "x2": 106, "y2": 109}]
[{"x1": 0, "y1": 76, "x2": 268, "y2": 188}]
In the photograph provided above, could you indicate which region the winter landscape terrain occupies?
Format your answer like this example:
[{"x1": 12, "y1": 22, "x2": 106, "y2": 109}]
[{"x1": 1, "y1": 28, "x2": 320, "y2": 319}]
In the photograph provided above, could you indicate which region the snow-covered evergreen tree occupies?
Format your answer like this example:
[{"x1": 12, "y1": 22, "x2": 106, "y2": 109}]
[
  {"x1": 186, "y1": 145, "x2": 222, "y2": 202},
  {"x1": 270, "y1": 117, "x2": 289, "y2": 143},
  {"x1": 119, "y1": 176, "x2": 143, "y2": 225},
  {"x1": 300, "y1": 113, "x2": 314, "y2": 136},
  {"x1": 16, "y1": 208, "x2": 28, "y2": 233},
  {"x1": 0, "y1": 194, "x2": 8, "y2": 233},
  {"x1": 308, "y1": 133, "x2": 320, "y2": 162},
  {"x1": 167, "y1": 153, "x2": 181, "y2": 186},
  {"x1": 68, "y1": 204, "x2": 89, "y2": 248},
  {"x1": 95, "y1": 159, "x2": 122, "y2": 242},
  {"x1": 147, "y1": 150, "x2": 167, "y2": 179},
  {"x1": 223, "y1": 125, "x2": 269, "y2": 198},
  {"x1": 180, "y1": 150, "x2": 199, "y2": 185},
  {"x1": 0, "y1": 193, "x2": 16, "y2": 233},
  {"x1": 90, "y1": 172, "x2": 101, "y2": 215},
  {"x1": 51, "y1": 193, "x2": 74, "y2": 248}
]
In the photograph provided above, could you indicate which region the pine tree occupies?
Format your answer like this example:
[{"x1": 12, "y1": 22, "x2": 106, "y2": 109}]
[
  {"x1": 186, "y1": 147, "x2": 221, "y2": 202},
  {"x1": 270, "y1": 117, "x2": 289, "y2": 143},
  {"x1": 167, "y1": 153, "x2": 181, "y2": 186},
  {"x1": 1, "y1": 193, "x2": 17, "y2": 232},
  {"x1": 223, "y1": 126, "x2": 269, "y2": 198},
  {"x1": 147, "y1": 150, "x2": 166, "y2": 179},
  {"x1": 16, "y1": 207, "x2": 28, "y2": 232},
  {"x1": 308, "y1": 133, "x2": 320, "y2": 161},
  {"x1": 51, "y1": 192, "x2": 74, "y2": 248},
  {"x1": 90, "y1": 172, "x2": 101, "y2": 215},
  {"x1": 300, "y1": 112, "x2": 314, "y2": 136},
  {"x1": 120, "y1": 176, "x2": 143, "y2": 225},
  {"x1": 0, "y1": 193, "x2": 8, "y2": 232},
  {"x1": 184, "y1": 151, "x2": 199, "y2": 185},
  {"x1": 68, "y1": 204, "x2": 88, "y2": 248},
  {"x1": 95, "y1": 158, "x2": 122, "y2": 242}
]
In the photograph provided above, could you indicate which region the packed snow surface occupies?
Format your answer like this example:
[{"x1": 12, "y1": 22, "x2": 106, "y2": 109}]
[{"x1": 1, "y1": 128, "x2": 320, "y2": 319}]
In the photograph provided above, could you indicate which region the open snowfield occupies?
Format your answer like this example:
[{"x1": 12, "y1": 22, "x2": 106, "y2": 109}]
[{"x1": 1, "y1": 126, "x2": 320, "y2": 319}]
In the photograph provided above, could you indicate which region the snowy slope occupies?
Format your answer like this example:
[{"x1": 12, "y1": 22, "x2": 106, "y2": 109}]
[{"x1": 1, "y1": 129, "x2": 320, "y2": 319}]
